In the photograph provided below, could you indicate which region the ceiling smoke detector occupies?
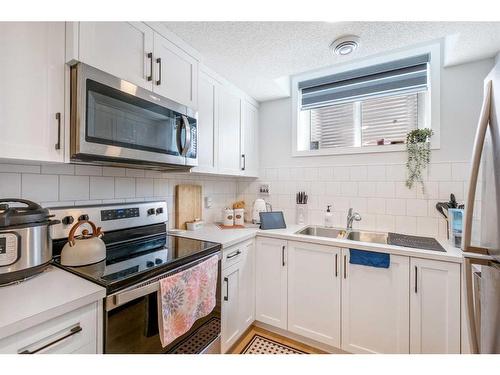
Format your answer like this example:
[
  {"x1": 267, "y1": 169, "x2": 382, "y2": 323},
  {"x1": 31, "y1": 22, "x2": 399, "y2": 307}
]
[{"x1": 330, "y1": 35, "x2": 360, "y2": 56}]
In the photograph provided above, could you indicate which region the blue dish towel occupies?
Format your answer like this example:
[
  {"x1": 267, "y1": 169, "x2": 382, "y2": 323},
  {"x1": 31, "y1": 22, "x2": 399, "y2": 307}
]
[{"x1": 349, "y1": 249, "x2": 390, "y2": 269}]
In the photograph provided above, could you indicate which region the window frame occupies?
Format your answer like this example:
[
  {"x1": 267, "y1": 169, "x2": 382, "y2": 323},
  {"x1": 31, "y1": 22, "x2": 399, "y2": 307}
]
[{"x1": 291, "y1": 43, "x2": 441, "y2": 157}]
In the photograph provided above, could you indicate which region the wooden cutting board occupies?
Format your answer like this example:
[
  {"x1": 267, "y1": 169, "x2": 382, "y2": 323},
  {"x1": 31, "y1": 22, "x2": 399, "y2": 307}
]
[{"x1": 175, "y1": 184, "x2": 202, "y2": 229}]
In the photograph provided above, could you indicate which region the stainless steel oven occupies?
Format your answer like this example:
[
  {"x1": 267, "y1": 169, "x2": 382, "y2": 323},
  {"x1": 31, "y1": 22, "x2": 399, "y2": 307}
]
[
  {"x1": 70, "y1": 63, "x2": 197, "y2": 170},
  {"x1": 104, "y1": 253, "x2": 221, "y2": 354}
]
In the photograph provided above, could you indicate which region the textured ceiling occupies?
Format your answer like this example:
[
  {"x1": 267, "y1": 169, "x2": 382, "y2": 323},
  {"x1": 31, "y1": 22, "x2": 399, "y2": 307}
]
[{"x1": 163, "y1": 22, "x2": 500, "y2": 101}]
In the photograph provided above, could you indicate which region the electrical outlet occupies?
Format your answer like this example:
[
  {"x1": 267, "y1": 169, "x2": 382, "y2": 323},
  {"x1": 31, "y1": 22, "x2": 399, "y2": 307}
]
[{"x1": 259, "y1": 184, "x2": 270, "y2": 195}]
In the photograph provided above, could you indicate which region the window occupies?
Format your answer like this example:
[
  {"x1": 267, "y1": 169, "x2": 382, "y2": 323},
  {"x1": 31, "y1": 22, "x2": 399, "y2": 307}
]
[{"x1": 293, "y1": 47, "x2": 440, "y2": 156}]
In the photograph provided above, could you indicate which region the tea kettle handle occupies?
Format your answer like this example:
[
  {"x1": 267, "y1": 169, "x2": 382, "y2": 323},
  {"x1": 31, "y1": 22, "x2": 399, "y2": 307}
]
[{"x1": 67, "y1": 220, "x2": 101, "y2": 246}]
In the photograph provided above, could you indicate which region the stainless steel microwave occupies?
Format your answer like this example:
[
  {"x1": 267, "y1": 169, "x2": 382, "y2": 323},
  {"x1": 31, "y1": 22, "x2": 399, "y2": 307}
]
[{"x1": 70, "y1": 63, "x2": 197, "y2": 170}]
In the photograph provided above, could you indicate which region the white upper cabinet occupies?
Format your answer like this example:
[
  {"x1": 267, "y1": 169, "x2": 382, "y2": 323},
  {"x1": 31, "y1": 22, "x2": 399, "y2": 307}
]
[
  {"x1": 153, "y1": 33, "x2": 198, "y2": 109},
  {"x1": 241, "y1": 100, "x2": 259, "y2": 177},
  {"x1": 341, "y1": 249, "x2": 410, "y2": 354},
  {"x1": 255, "y1": 237, "x2": 288, "y2": 329},
  {"x1": 78, "y1": 22, "x2": 154, "y2": 91},
  {"x1": 193, "y1": 70, "x2": 219, "y2": 173},
  {"x1": 410, "y1": 258, "x2": 461, "y2": 354},
  {"x1": 0, "y1": 22, "x2": 65, "y2": 163},
  {"x1": 287, "y1": 241, "x2": 341, "y2": 347},
  {"x1": 218, "y1": 87, "x2": 242, "y2": 175}
]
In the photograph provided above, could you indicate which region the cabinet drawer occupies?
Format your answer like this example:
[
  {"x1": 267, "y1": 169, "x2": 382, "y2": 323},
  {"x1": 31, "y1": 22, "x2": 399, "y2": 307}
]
[
  {"x1": 0, "y1": 302, "x2": 99, "y2": 354},
  {"x1": 222, "y1": 240, "x2": 252, "y2": 270}
]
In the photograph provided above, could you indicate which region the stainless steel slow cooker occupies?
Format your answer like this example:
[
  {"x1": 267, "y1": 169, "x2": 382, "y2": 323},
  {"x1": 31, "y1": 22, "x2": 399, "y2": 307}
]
[{"x1": 0, "y1": 199, "x2": 60, "y2": 285}]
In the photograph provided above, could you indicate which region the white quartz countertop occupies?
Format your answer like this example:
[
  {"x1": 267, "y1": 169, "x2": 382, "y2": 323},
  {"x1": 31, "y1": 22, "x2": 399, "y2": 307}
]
[
  {"x1": 169, "y1": 224, "x2": 464, "y2": 263},
  {"x1": 0, "y1": 266, "x2": 106, "y2": 340}
]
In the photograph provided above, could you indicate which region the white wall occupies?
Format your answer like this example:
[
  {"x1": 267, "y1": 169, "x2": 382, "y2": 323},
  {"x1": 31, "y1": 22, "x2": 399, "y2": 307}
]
[{"x1": 238, "y1": 57, "x2": 493, "y2": 241}]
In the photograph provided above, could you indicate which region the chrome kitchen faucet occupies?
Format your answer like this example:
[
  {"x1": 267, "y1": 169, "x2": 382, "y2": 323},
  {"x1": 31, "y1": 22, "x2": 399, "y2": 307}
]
[{"x1": 346, "y1": 208, "x2": 362, "y2": 230}]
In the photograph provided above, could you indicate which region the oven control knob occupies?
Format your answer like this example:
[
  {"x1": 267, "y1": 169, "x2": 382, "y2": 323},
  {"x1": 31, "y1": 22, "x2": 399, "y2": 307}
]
[
  {"x1": 155, "y1": 258, "x2": 163, "y2": 265},
  {"x1": 78, "y1": 214, "x2": 89, "y2": 221},
  {"x1": 147, "y1": 208, "x2": 155, "y2": 216},
  {"x1": 62, "y1": 216, "x2": 74, "y2": 225},
  {"x1": 156, "y1": 207, "x2": 164, "y2": 215},
  {"x1": 146, "y1": 261, "x2": 154, "y2": 268}
]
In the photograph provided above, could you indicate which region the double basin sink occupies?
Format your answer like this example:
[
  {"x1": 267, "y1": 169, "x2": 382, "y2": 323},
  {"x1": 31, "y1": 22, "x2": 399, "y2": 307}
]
[{"x1": 296, "y1": 225, "x2": 388, "y2": 244}]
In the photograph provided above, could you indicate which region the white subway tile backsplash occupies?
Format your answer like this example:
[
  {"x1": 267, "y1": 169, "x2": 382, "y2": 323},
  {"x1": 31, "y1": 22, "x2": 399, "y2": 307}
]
[
  {"x1": 416, "y1": 217, "x2": 439, "y2": 237},
  {"x1": 0, "y1": 164, "x2": 40, "y2": 174},
  {"x1": 452, "y1": 162, "x2": 470, "y2": 181},
  {"x1": 154, "y1": 179, "x2": 169, "y2": 197},
  {"x1": 349, "y1": 166, "x2": 367, "y2": 181},
  {"x1": 438, "y1": 181, "x2": 464, "y2": 201},
  {"x1": 374, "y1": 182, "x2": 395, "y2": 198},
  {"x1": 0, "y1": 173, "x2": 21, "y2": 197},
  {"x1": 115, "y1": 177, "x2": 136, "y2": 198},
  {"x1": 358, "y1": 182, "x2": 376, "y2": 197},
  {"x1": 428, "y1": 163, "x2": 452, "y2": 181},
  {"x1": 90, "y1": 177, "x2": 115, "y2": 200},
  {"x1": 366, "y1": 197, "x2": 386, "y2": 215},
  {"x1": 367, "y1": 165, "x2": 386, "y2": 181},
  {"x1": 385, "y1": 198, "x2": 406, "y2": 216},
  {"x1": 318, "y1": 166, "x2": 334, "y2": 181},
  {"x1": 375, "y1": 214, "x2": 395, "y2": 232},
  {"x1": 395, "y1": 216, "x2": 417, "y2": 235},
  {"x1": 125, "y1": 168, "x2": 145, "y2": 178},
  {"x1": 406, "y1": 199, "x2": 428, "y2": 217},
  {"x1": 22, "y1": 174, "x2": 58, "y2": 202},
  {"x1": 333, "y1": 166, "x2": 350, "y2": 181},
  {"x1": 41, "y1": 164, "x2": 74, "y2": 175},
  {"x1": 102, "y1": 167, "x2": 126, "y2": 177},
  {"x1": 395, "y1": 181, "x2": 417, "y2": 199},
  {"x1": 136, "y1": 178, "x2": 154, "y2": 197},
  {"x1": 265, "y1": 168, "x2": 278, "y2": 181},
  {"x1": 386, "y1": 164, "x2": 406, "y2": 181},
  {"x1": 340, "y1": 182, "x2": 358, "y2": 197},
  {"x1": 75, "y1": 165, "x2": 102, "y2": 176},
  {"x1": 59, "y1": 175, "x2": 90, "y2": 201},
  {"x1": 304, "y1": 167, "x2": 319, "y2": 181},
  {"x1": 278, "y1": 168, "x2": 290, "y2": 181}
]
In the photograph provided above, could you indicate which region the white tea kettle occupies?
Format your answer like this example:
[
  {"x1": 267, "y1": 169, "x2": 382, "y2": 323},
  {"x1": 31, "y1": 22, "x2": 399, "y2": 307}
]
[
  {"x1": 252, "y1": 199, "x2": 272, "y2": 224},
  {"x1": 61, "y1": 220, "x2": 106, "y2": 266}
]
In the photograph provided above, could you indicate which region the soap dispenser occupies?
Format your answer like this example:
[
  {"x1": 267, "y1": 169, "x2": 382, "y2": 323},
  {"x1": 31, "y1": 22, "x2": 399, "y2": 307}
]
[{"x1": 325, "y1": 205, "x2": 334, "y2": 228}]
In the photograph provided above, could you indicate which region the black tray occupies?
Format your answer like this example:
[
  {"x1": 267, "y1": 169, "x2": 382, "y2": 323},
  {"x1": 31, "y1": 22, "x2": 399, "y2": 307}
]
[{"x1": 388, "y1": 232, "x2": 446, "y2": 252}]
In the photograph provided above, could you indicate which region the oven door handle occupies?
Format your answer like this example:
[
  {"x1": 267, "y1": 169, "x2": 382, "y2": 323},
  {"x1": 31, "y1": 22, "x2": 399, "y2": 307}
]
[{"x1": 106, "y1": 252, "x2": 221, "y2": 311}]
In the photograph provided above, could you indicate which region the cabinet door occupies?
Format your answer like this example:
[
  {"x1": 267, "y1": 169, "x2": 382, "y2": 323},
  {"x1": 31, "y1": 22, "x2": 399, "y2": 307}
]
[
  {"x1": 221, "y1": 262, "x2": 241, "y2": 353},
  {"x1": 410, "y1": 258, "x2": 461, "y2": 353},
  {"x1": 0, "y1": 22, "x2": 65, "y2": 162},
  {"x1": 193, "y1": 70, "x2": 219, "y2": 173},
  {"x1": 255, "y1": 237, "x2": 287, "y2": 329},
  {"x1": 153, "y1": 33, "x2": 198, "y2": 109},
  {"x1": 79, "y1": 22, "x2": 154, "y2": 90},
  {"x1": 342, "y1": 249, "x2": 410, "y2": 354},
  {"x1": 217, "y1": 87, "x2": 242, "y2": 175},
  {"x1": 241, "y1": 100, "x2": 259, "y2": 177},
  {"x1": 239, "y1": 240, "x2": 255, "y2": 330},
  {"x1": 287, "y1": 241, "x2": 341, "y2": 347}
]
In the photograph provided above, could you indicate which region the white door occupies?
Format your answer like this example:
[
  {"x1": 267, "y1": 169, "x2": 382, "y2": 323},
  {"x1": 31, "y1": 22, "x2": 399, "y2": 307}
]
[
  {"x1": 193, "y1": 70, "x2": 219, "y2": 173},
  {"x1": 239, "y1": 240, "x2": 255, "y2": 330},
  {"x1": 287, "y1": 241, "x2": 341, "y2": 347},
  {"x1": 241, "y1": 100, "x2": 259, "y2": 177},
  {"x1": 221, "y1": 262, "x2": 241, "y2": 353},
  {"x1": 410, "y1": 258, "x2": 461, "y2": 354},
  {"x1": 153, "y1": 33, "x2": 198, "y2": 109},
  {"x1": 218, "y1": 87, "x2": 242, "y2": 175},
  {"x1": 342, "y1": 249, "x2": 410, "y2": 354},
  {"x1": 0, "y1": 22, "x2": 65, "y2": 162},
  {"x1": 78, "y1": 22, "x2": 154, "y2": 90},
  {"x1": 255, "y1": 237, "x2": 287, "y2": 329}
]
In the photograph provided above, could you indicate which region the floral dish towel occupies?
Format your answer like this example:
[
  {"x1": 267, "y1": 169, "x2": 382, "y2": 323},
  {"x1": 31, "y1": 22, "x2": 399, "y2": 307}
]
[{"x1": 158, "y1": 254, "x2": 219, "y2": 347}]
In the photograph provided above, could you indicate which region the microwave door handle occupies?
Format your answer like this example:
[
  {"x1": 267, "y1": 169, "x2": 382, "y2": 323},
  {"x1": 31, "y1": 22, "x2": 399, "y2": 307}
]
[
  {"x1": 463, "y1": 80, "x2": 492, "y2": 354},
  {"x1": 181, "y1": 115, "x2": 191, "y2": 156}
]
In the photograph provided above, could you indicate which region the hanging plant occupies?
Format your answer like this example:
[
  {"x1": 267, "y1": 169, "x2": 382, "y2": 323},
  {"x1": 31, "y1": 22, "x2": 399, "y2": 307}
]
[{"x1": 405, "y1": 128, "x2": 433, "y2": 192}]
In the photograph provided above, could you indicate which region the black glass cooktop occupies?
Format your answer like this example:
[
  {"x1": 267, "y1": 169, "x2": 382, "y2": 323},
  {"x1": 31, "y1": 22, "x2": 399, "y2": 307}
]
[{"x1": 54, "y1": 232, "x2": 221, "y2": 294}]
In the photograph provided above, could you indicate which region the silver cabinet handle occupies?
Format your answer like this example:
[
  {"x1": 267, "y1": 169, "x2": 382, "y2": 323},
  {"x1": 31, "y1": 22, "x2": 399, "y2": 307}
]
[
  {"x1": 226, "y1": 250, "x2": 241, "y2": 260},
  {"x1": 241, "y1": 154, "x2": 246, "y2": 171},
  {"x1": 344, "y1": 255, "x2": 347, "y2": 279},
  {"x1": 19, "y1": 324, "x2": 82, "y2": 354},
  {"x1": 55, "y1": 112, "x2": 61, "y2": 150},
  {"x1": 335, "y1": 253, "x2": 338, "y2": 278},
  {"x1": 414, "y1": 266, "x2": 418, "y2": 294},
  {"x1": 156, "y1": 57, "x2": 162, "y2": 85},
  {"x1": 223, "y1": 277, "x2": 229, "y2": 301},
  {"x1": 282, "y1": 245, "x2": 285, "y2": 267},
  {"x1": 147, "y1": 52, "x2": 153, "y2": 81}
]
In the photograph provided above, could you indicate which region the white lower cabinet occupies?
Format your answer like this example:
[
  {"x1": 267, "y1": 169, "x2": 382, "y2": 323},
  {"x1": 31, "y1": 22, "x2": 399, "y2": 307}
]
[
  {"x1": 341, "y1": 249, "x2": 410, "y2": 354},
  {"x1": 287, "y1": 241, "x2": 341, "y2": 347},
  {"x1": 221, "y1": 239, "x2": 255, "y2": 353},
  {"x1": 0, "y1": 302, "x2": 101, "y2": 354},
  {"x1": 410, "y1": 258, "x2": 461, "y2": 354},
  {"x1": 255, "y1": 237, "x2": 288, "y2": 330}
]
